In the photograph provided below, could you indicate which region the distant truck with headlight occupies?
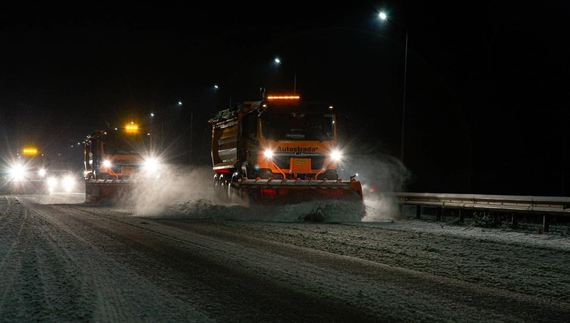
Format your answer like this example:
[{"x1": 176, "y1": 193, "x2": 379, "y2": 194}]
[
  {"x1": 46, "y1": 158, "x2": 80, "y2": 193},
  {"x1": 4, "y1": 145, "x2": 50, "y2": 194},
  {"x1": 83, "y1": 122, "x2": 160, "y2": 201},
  {"x1": 209, "y1": 91, "x2": 363, "y2": 207}
]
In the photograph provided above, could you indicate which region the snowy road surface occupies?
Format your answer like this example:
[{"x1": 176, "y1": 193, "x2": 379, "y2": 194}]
[{"x1": 1, "y1": 192, "x2": 570, "y2": 322}]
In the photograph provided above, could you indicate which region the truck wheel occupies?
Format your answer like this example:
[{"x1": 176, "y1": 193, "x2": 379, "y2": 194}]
[
  {"x1": 213, "y1": 174, "x2": 222, "y2": 201},
  {"x1": 213, "y1": 174, "x2": 219, "y2": 188},
  {"x1": 215, "y1": 174, "x2": 229, "y2": 202},
  {"x1": 229, "y1": 173, "x2": 242, "y2": 202}
]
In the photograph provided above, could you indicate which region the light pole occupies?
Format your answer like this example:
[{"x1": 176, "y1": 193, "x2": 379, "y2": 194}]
[
  {"x1": 274, "y1": 57, "x2": 297, "y2": 94},
  {"x1": 149, "y1": 112, "x2": 156, "y2": 152},
  {"x1": 379, "y1": 12, "x2": 408, "y2": 163},
  {"x1": 179, "y1": 101, "x2": 194, "y2": 165}
]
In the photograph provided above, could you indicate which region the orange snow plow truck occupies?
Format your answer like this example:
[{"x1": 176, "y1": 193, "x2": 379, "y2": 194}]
[
  {"x1": 83, "y1": 122, "x2": 161, "y2": 202},
  {"x1": 209, "y1": 92, "x2": 363, "y2": 208}
]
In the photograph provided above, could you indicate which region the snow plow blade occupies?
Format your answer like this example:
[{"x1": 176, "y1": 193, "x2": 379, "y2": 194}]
[
  {"x1": 239, "y1": 178, "x2": 363, "y2": 204},
  {"x1": 85, "y1": 179, "x2": 140, "y2": 202}
]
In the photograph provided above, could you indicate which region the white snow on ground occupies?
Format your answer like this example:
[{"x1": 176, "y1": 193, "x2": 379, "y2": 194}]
[
  {"x1": 111, "y1": 165, "x2": 570, "y2": 250},
  {"x1": 364, "y1": 215, "x2": 570, "y2": 251},
  {"x1": 2, "y1": 165, "x2": 570, "y2": 322}
]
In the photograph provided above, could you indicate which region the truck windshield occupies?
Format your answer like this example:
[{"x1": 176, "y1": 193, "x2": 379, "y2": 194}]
[
  {"x1": 261, "y1": 112, "x2": 334, "y2": 141},
  {"x1": 103, "y1": 131, "x2": 150, "y2": 155}
]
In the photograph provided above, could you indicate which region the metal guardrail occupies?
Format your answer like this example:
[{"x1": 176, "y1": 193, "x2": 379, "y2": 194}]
[{"x1": 393, "y1": 192, "x2": 570, "y2": 232}]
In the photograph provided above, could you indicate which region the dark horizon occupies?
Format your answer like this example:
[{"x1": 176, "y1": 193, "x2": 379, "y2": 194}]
[{"x1": 1, "y1": 2, "x2": 568, "y2": 196}]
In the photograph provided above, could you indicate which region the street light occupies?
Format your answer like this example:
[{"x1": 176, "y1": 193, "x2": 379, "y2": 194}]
[
  {"x1": 274, "y1": 57, "x2": 297, "y2": 94},
  {"x1": 379, "y1": 12, "x2": 408, "y2": 163}
]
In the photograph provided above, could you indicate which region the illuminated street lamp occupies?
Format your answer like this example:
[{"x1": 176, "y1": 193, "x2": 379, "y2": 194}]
[
  {"x1": 274, "y1": 57, "x2": 297, "y2": 94},
  {"x1": 379, "y1": 11, "x2": 408, "y2": 163}
]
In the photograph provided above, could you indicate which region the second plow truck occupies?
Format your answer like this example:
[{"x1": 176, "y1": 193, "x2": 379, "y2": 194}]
[
  {"x1": 83, "y1": 122, "x2": 161, "y2": 202},
  {"x1": 210, "y1": 92, "x2": 364, "y2": 220}
]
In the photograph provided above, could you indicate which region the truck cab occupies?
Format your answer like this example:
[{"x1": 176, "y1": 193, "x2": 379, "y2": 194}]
[{"x1": 83, "y1": 123, "x2": 158, "y2": 181}]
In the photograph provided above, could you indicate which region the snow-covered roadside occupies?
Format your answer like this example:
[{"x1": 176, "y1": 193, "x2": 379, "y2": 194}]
[
  {"x1": 361, "y1": 196, "x2": 570, "y2": 251},
  {"x1": 361, "y1": 217, "x2": 570, "y2": 251}
]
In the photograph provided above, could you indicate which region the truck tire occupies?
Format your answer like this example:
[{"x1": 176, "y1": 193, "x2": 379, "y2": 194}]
[
  {"x1": 229, "y1": 173, "x2": 243, "y2": 202},
  {"x1": 214, "y1": 174, "x2": 229, "y2": 202}
]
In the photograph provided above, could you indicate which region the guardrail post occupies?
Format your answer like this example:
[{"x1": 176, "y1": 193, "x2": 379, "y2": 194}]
[
  {"x1": 511, "y1": 212, "x2": 518, "y2": 229},
  {"x1": 543, "y1": 214, "x2": 550, "y2": 233},
  {"x1": 436, "y1": 208, "x2": 442, "y2": 221},
  {"x1": 416, "y1": 206, "x2": 421, "y2": 219},
  {"x1": 458, "y1": 209, "x2": 464, "y2": 223}
]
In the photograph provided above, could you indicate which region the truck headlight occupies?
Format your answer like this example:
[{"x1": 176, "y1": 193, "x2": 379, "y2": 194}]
[
  {"x1": 143, "y1": 158, "x2": 159, "y2": 172},
  {"x1": 103, "y1": 160, "x2": 112, "y2": 168},
  {"x1": 9, "y1": 165, "x2": 25, "y2": 181},
  {"x1": 330, "y1": 150, "x2": 342, "y2": 161},
  {"x1": 47, "y1": 177, "x2": 57, "y2": 192},
  {"x1": 62, "y1": 175, "x2": 75, "y2": 192},
  {"x1": 47, "y1": 177, "x2": 58, "y2": 187},
  {"x1": 263, "y1": 150, "x2": 274, "y2": 159}
]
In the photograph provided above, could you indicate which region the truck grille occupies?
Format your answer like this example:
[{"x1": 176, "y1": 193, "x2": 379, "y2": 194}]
[
  {"x1": 110, "y1": 164, "x2": 142, "y2": 174},
  {"x1": 273, "y1": 155, "x2": 325, "y2": 170}
]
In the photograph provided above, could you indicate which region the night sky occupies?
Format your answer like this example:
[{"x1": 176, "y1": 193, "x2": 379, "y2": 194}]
[{"x1": 1, "y1": 2, "x2": 568, "y2": 196}]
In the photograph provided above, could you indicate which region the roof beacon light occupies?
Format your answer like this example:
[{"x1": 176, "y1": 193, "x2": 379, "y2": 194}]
[
  {"x1": 266, "y1": 95, "x2": 300, "y2": 100},
  {"x1": 22, "y1": 146, "x2": 38, "y2": 156},
  {"x1": 125, "y1": 123, "x2": 139, "y2": 133}
]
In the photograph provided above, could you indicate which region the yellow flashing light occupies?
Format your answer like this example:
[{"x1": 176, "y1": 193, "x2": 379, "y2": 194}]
[
  {"x1": 125, "y1": 122, "x2": 139, "y2": 133},
  {"x1": 266, "y1": 95, "x2": 300, "y2": 100},
  {"x1": 22, "y1": 146, "x2": 38, "y2": 156}
]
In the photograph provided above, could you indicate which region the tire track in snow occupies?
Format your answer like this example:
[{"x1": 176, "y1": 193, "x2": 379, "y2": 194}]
[
  {"x1": 5, "y1": 195, "x2": 213, "y2": 322},
  {"x1": 0, "y1": 197, "x2": 28, "y2": 317}
]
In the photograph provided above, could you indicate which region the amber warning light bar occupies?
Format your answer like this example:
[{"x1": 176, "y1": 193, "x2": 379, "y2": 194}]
[
  {"x1": 266, "y1": 95, "x2": 300, "y2": 100},
  {"x1": 22, "y1": 147, "x2": 38, "y2": 156},
  {"x1": 125, "y1": 122, "x2": 139, "y2": 132}
]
